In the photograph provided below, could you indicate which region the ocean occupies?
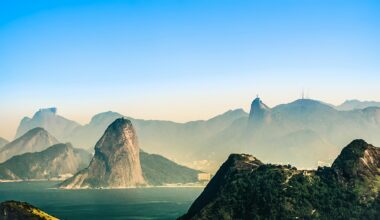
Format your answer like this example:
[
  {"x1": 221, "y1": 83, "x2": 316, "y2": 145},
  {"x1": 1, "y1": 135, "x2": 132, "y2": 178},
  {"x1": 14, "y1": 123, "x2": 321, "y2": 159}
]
[{"x1": 0, "y1": 181, "x2": 203, "y2": 220}]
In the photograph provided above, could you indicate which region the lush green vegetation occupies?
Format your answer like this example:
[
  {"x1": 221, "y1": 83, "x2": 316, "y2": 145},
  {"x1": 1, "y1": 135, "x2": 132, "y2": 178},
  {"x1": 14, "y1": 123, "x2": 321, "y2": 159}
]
[{"x1": 181, "y1": 140, "x2": 380, "y2": 219}]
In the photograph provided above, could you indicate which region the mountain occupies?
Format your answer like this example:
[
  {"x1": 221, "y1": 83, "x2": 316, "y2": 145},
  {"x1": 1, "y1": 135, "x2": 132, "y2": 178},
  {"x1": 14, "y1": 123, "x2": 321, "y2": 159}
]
[
  {"x1": 238, "y1": 98, "x2": 380, "y2": 169},
  {"x1": 14, "y1": 98, "x2": 380, "y2": 173},
  {"x1": 332, "y1": 140, "x2": 380, "y2": 187},
  {"x1": 180, "y1": 140, "x2": 380, "y2": 219},
  {"x1": 15, "y1": 107, "x2": 80, "y2": 142},
  {"x1": 0, "y1": 143, "x2": 91, "y2": 180},
  {"x1": 60, "y1": 118, "x2": 145, "y2": 189},
  {"x1": 140, "y1": 151, "x2": 201, "y2": 185},
  {"x1": 68, "y1": 111, "x2": 124, "y2": 149},
  {"x1": 336, "y1": 100, "x2": 380, "y2": 111},
  {"x1": 69, "y1": 109, "x2": 248, "y2": 154},
  {"x1": 18, "y1": 108, "x2": 247, "y2": 172},
  {"x1": 248, "y1": 97, "x2": 271, "y2": 126},
  {"x1": 0, "y1": 128, "x2": 59, "y2": 163},
  {"x1": 0, "y1": 200, "x2": 58, "y2": 220},
  {"x1": 0, "y1": 137, "x2": 9, "y2": 149}
]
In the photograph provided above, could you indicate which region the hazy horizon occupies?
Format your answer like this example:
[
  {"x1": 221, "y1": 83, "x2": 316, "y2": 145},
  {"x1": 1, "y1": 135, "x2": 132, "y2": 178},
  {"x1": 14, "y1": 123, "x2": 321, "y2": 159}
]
[
  {"x1": 1, "y1": 96, "x2": 379, "y2": 140},
  {"x1": 1, "y1": 0, "x2": 379, "y2": 140}
]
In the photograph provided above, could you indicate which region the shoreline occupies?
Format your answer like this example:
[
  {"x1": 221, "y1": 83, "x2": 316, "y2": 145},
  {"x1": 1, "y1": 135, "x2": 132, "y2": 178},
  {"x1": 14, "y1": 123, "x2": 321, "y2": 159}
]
[{"x1": 0, "y1": 179, "x2": 207, "y2": 189}]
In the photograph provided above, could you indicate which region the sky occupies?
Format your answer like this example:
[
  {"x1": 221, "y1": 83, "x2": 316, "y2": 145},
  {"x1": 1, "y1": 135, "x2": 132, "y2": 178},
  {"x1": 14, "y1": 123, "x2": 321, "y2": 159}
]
[{"x1": 0, "y1": 0, "x2": 379, "y2": 140}]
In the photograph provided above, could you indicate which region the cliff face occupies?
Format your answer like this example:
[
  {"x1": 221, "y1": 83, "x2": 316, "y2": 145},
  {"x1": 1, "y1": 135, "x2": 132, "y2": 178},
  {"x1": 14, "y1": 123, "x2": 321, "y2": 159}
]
[
  {"x1": 0, "y1": 143, "x2": 91, "y2": 180},
  {"x1": 0, "y1": 128, "x2": 58, "y2": 163},
  {"x1": 180, "y1": 140, "x2": 380, "y2": 220},
  {"x1": 60, "y1": 118, "x2": 145, "y2": 188}
]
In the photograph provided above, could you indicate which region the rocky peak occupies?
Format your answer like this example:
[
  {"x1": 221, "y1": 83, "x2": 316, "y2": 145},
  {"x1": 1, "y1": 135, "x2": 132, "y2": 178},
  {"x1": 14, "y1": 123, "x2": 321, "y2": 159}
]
[
  {"x1": 60, "y1": 118, "x2": 145, "y2": 188},
  {"x1": 34, "y1": 107, "x2": 57, "y2": 117},
  {"x1": 15, "y1": 107, "x2": 80, "y2": 140},
  {"x1": 225, "y1": 154, "x2": 263, "y2": 172},
  {"x1": 0, "y1": 127, "x2": 59, "y2": 163},
  {"x1": 183, "y1": 153, "x2": 263, "y2": 218},
  {"x1": 248, "y1": 97, "x2": 271, "y2": 125},
  {"x1": 332, "y1": 139, "x2": 380, "y2": 180}
]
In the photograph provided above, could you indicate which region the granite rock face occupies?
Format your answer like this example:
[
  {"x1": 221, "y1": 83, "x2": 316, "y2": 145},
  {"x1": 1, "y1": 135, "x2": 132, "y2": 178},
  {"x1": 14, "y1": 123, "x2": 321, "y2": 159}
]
[
  {"x1": 60, "y1": 118, "x2": 145, "y2": 188},
  {"x1": 0, "y1": 128, "x2": 58, "y2": 163}
]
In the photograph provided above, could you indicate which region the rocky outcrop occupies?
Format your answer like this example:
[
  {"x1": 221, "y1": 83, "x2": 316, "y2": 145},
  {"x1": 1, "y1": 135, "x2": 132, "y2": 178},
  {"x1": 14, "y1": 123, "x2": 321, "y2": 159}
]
[
  {"x1": 0, "y1": 128, "x2": 58, "y2": 163},
  {"x1": 180, "y1": 140, "x2": 380, "y2": 219},
  {"x1": 59, "y1": 118, "x2": 145, "y2": 189},
  {"x1": 0, "y1": 143, "x2": 91, "y2": 180},
  {"x1": 0, "y1": 200, "x2": 58, "y2": 220},
  {"x1": 248, "y1": 97, "x2": 271, "y2": 126}
]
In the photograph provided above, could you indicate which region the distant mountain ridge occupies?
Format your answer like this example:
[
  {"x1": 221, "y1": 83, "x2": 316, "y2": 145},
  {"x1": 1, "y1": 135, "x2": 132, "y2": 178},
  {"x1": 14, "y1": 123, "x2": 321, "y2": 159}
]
[
  {"x1": 0, "y1": 143, "x2": 91, "y2": 180},
  {"x1": 180, "y1": 140, "x2": 380, "y2": 219},
  {"x1": 15, "y1": 107, "x2": 80, "y2": 141},
  {"x1": 336, "y1": 100, "x2": 380, "y2": 111},
  {"x1": 0, "y1": 137, "x2": 8, "y2": 149},
  {"x1": 0, "y1": 128, "x2": 59, "y2": 163},
  {"x1": 13, "y1": 98, "x2": 380, "y2": 172}
]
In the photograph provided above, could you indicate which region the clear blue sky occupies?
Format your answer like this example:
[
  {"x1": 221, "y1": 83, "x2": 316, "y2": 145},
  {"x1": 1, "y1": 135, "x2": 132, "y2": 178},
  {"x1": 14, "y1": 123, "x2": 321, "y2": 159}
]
[{"x1": 0, "y1": 0, "x2": 379, "y2": 139}]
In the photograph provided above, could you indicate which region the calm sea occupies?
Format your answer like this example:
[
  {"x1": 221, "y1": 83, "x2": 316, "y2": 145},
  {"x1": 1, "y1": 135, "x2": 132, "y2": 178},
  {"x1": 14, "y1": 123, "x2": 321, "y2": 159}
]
[{"x1": 0, "y1": 181, "x2": 202, "y2": 220}]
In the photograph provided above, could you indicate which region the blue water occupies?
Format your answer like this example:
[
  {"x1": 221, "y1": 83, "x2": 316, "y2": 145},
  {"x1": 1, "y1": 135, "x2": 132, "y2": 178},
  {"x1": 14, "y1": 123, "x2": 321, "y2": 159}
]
[{"x1": 0, "y1": 181, "x2": 202, "y2": 220}]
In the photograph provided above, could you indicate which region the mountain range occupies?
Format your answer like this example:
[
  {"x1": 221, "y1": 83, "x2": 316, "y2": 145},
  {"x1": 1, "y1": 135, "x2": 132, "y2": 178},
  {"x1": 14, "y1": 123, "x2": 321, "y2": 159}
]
[
  {"x1": 180, "y1": 140, "x2": 380, "y2": 219},
  {"x1": 16, "y1": 107, "x2": 80, "y2": 141},
  {"x1": 0, "y1": 128, "x2": 59, "y2": 163},
  {"x1": 0, "y1": 118, "x2": 201, "y2": 185},
  {"x1": 336, "y1": 99, "x2": 380, "y2": 111},
  {"x1": 11, "y1": 98, "x2": 380, "y2": 172},
  {"x1": 0, "y1": 143, "x2": 91, "y2": 180}
]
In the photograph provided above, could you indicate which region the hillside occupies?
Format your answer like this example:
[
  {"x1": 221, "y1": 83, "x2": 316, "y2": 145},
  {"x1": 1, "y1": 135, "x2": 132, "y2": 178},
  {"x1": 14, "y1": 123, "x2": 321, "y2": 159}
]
[
  {"x1": 0, "y1": 143, "x2": 91, "y2": 180},
  {"x1": 180, "y1": 140, "x2": 380, "y2": 219},
  {"x1": 0, "y1": 128, "x2": 59, "y2": 163},
  {"x1": 0, "y1": 200, "x2": 58, "y2": 220}
]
